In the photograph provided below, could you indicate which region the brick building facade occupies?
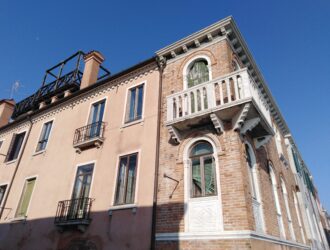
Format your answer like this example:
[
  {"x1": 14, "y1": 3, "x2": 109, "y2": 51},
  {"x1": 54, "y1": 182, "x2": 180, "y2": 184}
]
[{"x1": 0, "y1": 16, "x2": 328, "y2": 249}]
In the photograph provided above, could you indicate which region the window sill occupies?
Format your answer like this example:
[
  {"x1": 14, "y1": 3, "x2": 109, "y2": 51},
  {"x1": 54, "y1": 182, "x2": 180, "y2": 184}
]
[
  {"x1": 108, "y1": 204, "x2": 137, "y2": 215},
  {"x1": 5, "y1": 159, "x2": 17, "y2": 165},
  {"x1": 188, "y1": 195, "x2": 218, "y2": 202},
  {"x1": 121, "y1": 119, "x2": 144, "y2": 128},
  {"x1": 10, "y1": 216, "x2": 27, "y2": 223},
  {"x1": 33, "y1": 150, "x2": 46, "y2": 156}
]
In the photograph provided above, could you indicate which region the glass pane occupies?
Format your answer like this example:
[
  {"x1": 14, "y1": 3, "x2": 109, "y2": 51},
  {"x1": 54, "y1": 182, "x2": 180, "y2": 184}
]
[
  {"x1": 125, "y1": 154, "x2": 137, "y2": 204},
  {"x1": 11, "y1": 132, "x2": 25, "y2": 161},
  {"x1": 246, "y1": 146, "x2": 257, "y2": 199},
  {"x1": 72, "y1": 164, "x2": 94, "y2": 199},
  {"x1": 187, "y1": 60, "x2": 209, "y2": 87},
  {"x1": 204, "y1": 157, "x2": 216, "y2": 195},
  {"x1": 89, "y1": 101, "x2": 105, "y2": 136},
  {"x1": 190, "y1": 142, "x2": 213, "y2": 157},
  {"x1": 115, "y1": 157, "x2": 127, "y2": 204},
  {"x1": 0, "y1": 185, "x2": 7, "y2": 204},
  {"x1": 191, "y1": 159, "x2": 202, "y2": 197},
  {"x1": 129, "y1": 88, "x2": 136, "y2": 121},
  {"x1": 136, "y1": 85, "x2": 144, "y2": 119},
  {"x1": 38, "y1": 122, "x2": 53, "y2": 151}
]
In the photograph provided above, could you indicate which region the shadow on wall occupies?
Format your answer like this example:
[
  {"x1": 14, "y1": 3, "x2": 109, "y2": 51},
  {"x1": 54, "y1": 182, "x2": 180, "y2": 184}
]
[{"x1": 0, "y1": 203, "x2": 183, "y2": 250}]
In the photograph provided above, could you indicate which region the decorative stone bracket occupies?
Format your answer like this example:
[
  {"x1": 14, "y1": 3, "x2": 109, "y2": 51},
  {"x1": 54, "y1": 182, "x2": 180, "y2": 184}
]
[
  {"x1": 168, "y1": 125, "x2": 181, "y2": 143},
  {"x1": 233, "y1": 103, "x2": 251, "y2": 132},
  {"x1": 210, "y1": 113, "x2": 224, "y2": 134}
]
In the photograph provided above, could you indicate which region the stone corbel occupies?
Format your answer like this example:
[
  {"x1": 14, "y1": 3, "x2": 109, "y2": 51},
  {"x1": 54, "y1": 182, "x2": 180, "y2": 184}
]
[
  {"x1": 156, "y1": 56, "x2": 167, "y2": 69},
  {"x1": 182, "y1": 45, "x2": 188, "y2": 53},
  {"x1": 168, "y1": 125, "x2": 181, "y2": 143},
  {"x1": 210, "y1": 113, "x2": 224, "y2": 134},
  {"x1": 170, "y1": 51, "x2": 176, "y2": 58},
  {"x1": 207, "y1": 33, "x2": 213, "y2": 41},
  {"x1": 240, "y1": 117, "x2": 260, "y2": 135},
  {"x1": 194, "y1": 39, "x2": 200, "y2": 47},
  {"x1": 235, "y1": 47, "x2": 243, "y2": 54},
  {"x1": 233, "y1": 103, "x2": 251, "y2": 131},
  {"x1": 254, "y1": 135, "x2": 272, "y2": 149}
]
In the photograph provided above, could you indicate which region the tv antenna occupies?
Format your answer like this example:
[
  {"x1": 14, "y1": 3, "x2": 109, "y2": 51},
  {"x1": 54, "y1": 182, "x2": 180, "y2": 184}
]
[{"x1": 10, "y1": 81, "x2": 20, "y2": 99}]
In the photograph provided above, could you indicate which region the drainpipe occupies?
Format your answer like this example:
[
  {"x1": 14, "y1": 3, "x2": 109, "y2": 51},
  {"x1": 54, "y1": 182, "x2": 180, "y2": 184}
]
[
  {"x1": 150, "y1": 56, "x2": 166, "y2": 249},
  {"x1": 0, "y1": 116, "x2": 33, "y2": 219}
]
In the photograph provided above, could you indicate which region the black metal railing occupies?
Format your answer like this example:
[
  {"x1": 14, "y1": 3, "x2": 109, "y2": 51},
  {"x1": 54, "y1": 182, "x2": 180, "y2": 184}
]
[
  {"x1": 12, "y1": 70, "x2": 83, "y2": 118},
  {"x1": 54, "y1": 197, "x2": 93, "y2": 225},
  {"x1": 73, "y1": 121, "x2": 105, "y2": 145},
  {"x1": 11, "y1": 51, "x2": 111, "y2": 119}
]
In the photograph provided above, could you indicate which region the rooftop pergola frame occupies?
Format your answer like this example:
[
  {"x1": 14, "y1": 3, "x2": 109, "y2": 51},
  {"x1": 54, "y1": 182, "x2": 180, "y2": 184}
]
[{"x1": 12, "y1": 51, "x2": 110, "y2": 119}]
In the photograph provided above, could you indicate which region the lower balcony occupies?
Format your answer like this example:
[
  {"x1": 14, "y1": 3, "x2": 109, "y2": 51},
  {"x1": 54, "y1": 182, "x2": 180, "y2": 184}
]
[
  {"x1": 54, "y1": 197, "x2": 93, "y2": 231},
  {"x1": 166, "y1": 68, "x2": 274, "y2": 144},
  {"x1": 73, "y1": 121, "x2": 105, "y2": 152}
]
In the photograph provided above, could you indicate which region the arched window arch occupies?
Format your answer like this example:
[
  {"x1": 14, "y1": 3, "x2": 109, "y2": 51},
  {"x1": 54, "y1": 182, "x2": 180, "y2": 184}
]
[
  {"x1": 189, "y1": 141, "x2": 216, "y2": 198},
  {"x1": 183, "y1": 56, "x2": 212, "y2": 89},
  {"x1": 281, "y1": 178, "x2": 296, "y2": 241},
  {"x1": 245, "y1": 142, "x2": 265, "y2": 232},
  {"x1": 269, "y1": 163, "x2": 286, "y2": 238}
]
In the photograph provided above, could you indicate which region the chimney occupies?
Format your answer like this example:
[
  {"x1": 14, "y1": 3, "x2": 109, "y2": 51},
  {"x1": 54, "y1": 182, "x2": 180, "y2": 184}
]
[
  {"x1": 80, "y1": 51, "x2": 105, "y2": 89},
  {"x1": 0, "y1": 99, "x2": 15, "y2": 127}
]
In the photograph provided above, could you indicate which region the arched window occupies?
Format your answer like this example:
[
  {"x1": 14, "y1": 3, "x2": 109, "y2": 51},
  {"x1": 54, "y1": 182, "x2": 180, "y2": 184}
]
[
  {"x1": 187, "y1": 59, "x2": 210, "y2": 88},
  {"x1": 293, "y1": 192, "x2": 306, "y2": 243},
  {"x1": 245, "y1": 143, "x2": 264, "y2": 232},
  {"x1": 281, "y1": 178, "x2": 296, "y2": 241},
  {"x1": 245, "y1": 144, "x2": 257, "y2": 199},
  {"x1": 189, "y1": 141, "x2": 216, "y2": 198},
  {"x1": 269, "y1": 164, "x2": 286, "y2": 238}
]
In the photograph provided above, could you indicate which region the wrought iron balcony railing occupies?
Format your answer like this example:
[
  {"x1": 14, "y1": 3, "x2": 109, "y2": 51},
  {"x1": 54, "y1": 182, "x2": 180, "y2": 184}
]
[
  {"x1": 73, "y1": 121, "x2": 105, "y2": 149},
  {"x1": 54, "y1": 197, "x2": 93, "y2": 226}
]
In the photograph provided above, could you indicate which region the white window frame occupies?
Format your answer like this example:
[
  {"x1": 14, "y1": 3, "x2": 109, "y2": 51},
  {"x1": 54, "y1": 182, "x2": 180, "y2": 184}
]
[
  {"x1": 122, "y1": 82, "x2": 146, "y2": 126},
  {"x1": 245, "y1": 141, "x2": 265, "y2": 233},
  {"x1": 111, "y1": 149, "x2": 141, "y2": 209},
  {"x1": 183, "y1": 137, "x2": 223, "y2": 232},
  {"x1": 34, "y1": 118, "x2": 55, "y2": 154},
  {"x1": 5, "y1": 129, "x2": 28, "y2": 164},
  {"x1": 269, "y1": 164, "x2": 286, "y2": 238},
  {"x1": 281, "y1": 177, "x2": 296, "y2": 241},
  {"x1": 85, "y1": 97, "x2": 108, "y2": 126},
  {"x1": 182, "y1": 55, "x2": 212, "y2": 90},
  {"x1": 67, "y1": 160, "x2": 97, "y2": 200}
]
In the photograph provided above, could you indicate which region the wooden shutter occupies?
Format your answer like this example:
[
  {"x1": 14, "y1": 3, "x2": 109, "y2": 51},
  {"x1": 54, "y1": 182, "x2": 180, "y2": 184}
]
[{"x1": 16, "y1": 178, "x2": 36, "y2": 217}]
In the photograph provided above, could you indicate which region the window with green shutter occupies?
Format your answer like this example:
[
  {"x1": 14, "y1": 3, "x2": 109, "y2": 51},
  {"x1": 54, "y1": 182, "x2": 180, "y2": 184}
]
[
  {"x1": 16, "y1": 178, "x2": 36, "y2": 217},
  {"x1": 189, "y1": 141, "x2": 216, "y2": 198}
]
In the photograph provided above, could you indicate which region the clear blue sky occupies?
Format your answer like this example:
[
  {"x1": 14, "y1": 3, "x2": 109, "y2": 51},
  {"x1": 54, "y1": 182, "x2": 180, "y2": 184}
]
[{"x1": 0, "y1": 1, "x2": 329, "y2": 210}]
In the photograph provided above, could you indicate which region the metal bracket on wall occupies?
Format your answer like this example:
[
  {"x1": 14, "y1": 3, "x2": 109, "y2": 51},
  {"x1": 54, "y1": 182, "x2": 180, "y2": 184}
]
[{"x1": 163, "y1": 173, "x2": 181, "y2": 199}]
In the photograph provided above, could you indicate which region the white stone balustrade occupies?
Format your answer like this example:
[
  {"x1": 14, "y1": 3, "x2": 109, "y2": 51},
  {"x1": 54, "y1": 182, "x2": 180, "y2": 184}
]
[{"x1": 166, "y1": 68, "x2": 272, "y2": 128}]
